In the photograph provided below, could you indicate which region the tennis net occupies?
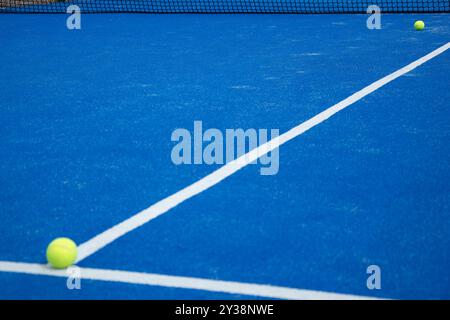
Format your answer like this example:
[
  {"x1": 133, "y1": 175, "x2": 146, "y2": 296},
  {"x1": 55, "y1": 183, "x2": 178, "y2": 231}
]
[{"x1": 1, "y1": 0, "x2": 449, "y2": 13}]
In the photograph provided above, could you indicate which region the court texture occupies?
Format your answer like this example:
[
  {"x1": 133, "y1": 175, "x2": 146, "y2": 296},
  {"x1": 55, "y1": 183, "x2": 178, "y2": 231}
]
[{"x1": 0, "y1": 0, "x2": 449, "y2": 299}]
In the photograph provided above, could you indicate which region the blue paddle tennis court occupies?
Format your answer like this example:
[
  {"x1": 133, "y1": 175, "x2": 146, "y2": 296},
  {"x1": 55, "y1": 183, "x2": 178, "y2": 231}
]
[{"x1": 0, "y1": 0, "x2": 449, "y2": 299}]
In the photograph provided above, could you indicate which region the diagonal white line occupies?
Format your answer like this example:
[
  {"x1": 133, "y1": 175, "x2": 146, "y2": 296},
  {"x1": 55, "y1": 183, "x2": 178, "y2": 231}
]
[
  {"x1": 0, "y1": 261, "x2": 382, "y2": 300},
  {"x1": 76, "y1": 42, "x2": 450, "y2": 263}
]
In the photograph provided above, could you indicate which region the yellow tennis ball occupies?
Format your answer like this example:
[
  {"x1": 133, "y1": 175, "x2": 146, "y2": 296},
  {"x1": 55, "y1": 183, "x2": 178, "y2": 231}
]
[
  {"x1": 46, "y1": 238, "x2": 77, "y2": 269},
  {"x1": 414, "y1": 20, "x2": 425, "y2": 31}
]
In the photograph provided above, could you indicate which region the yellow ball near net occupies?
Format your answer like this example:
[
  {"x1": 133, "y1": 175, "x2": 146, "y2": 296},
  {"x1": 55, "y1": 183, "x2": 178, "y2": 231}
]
[
  {"x1": 414, "y1": 20, "x2": 425, "y2": 31},
  {"x1": 46, "y1": 238, "x2": 78, "y2": 269}
]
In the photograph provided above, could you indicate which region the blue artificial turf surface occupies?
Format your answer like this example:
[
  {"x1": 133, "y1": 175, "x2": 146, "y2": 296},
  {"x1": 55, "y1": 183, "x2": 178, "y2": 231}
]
[{"x1": 0, "y1": 13, "x2": 449, "y2": 299}]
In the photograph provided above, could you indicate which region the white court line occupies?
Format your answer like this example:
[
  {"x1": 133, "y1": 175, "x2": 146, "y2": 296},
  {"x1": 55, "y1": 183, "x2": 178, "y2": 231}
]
[
  {"x1": 76, "y1": 42, "x2": 450, "y2": 263},
  {"x1": 0, "y1": 261, "x2": 381, "y2": 300}
]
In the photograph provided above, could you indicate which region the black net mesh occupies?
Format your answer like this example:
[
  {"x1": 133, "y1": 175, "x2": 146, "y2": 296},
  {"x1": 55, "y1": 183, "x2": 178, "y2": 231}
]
[{"x1": 1, "y1": 0, "x2": 449, "y2": 13}]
